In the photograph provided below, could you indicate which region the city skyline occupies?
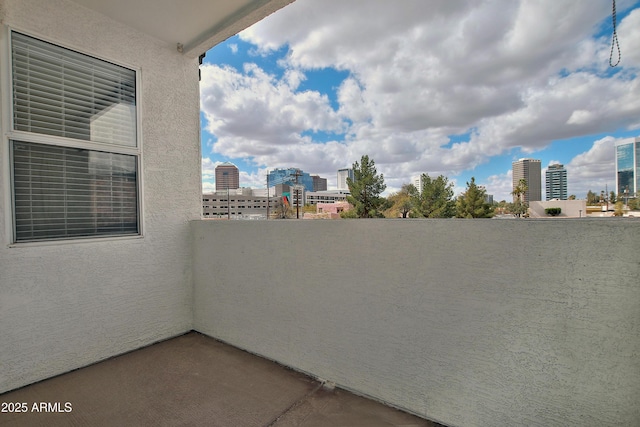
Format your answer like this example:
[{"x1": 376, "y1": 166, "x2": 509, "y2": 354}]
[{"x1": 201, "y1": 1, "x2": 640, "y2": 201}]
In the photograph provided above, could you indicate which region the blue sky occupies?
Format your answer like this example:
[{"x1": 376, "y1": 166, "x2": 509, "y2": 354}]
[{"x1": 200, "y1": 0, "x2": 640, "y2": 201}]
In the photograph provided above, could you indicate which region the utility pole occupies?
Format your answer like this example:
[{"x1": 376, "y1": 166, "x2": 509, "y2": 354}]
[
  {"x1": 266, "y1": 172, "x2": 269, "y2": 220},
  {"x1": 227, "y1": 187, "x2": 230, "y2": 219},
  {"x1": 293, "y1": 169, "x2": 302, "y2": 219}
]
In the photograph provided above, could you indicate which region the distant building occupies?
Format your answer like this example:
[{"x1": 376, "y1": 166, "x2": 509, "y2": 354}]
[
  {"x1": 482, "y1": 189, "x2": 493, "y2": 205},
  {"x1": 304, "y1": 201, "x2": 352, "y2": 219},
  {"x1": 412, "y1": 175, "x2": 423, "y2": 194},
  {"x1": 215, "y1": 162, "x2": 239, "y2": 191},
  {"x1": 203, "y1": 188, "x2": 276, "y2": 219},
  {"x1": 306, "y1": 190, "x2": 350, "y2": 205},
  {"x1": 512, "y1": 158, "x2": 541, "y2": 203},
  {"x1": 337, "y1": 168, "x2": 354, "y2": 190},
  {"x1": 615, "y1": 137, "x2": 639, "y2": 197},
  {"x1": 311, "y1": 175, "x2": 328, "y2": 191},
  {"x1": 274, "y1": 183, "x2": 304, "y2": 212},
  {"x1": 529, "y1": 200, "x2": 587, "y2": 218},
  {"x1": 546, "y1": 164, "x2": 568, "y2": 200},
  {"x1": 268, "y1": 168, "x2": 314, "y2": 192}
]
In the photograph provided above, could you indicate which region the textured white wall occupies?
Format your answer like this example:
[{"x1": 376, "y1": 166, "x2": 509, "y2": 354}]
[
  {"x1": 192, "y1": 219, "x2": 640, "y2": 427},
  {"x1": 529, "y1": 200, "x2": 588, "y2": 218},
  {"x1": 0, "y1": 0, "x2": 201, "y2": 392}
]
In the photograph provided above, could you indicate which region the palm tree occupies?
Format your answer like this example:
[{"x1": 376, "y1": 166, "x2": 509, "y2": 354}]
[{"x1": 511, "y1": 178, "x2": 528, "y2": 217}]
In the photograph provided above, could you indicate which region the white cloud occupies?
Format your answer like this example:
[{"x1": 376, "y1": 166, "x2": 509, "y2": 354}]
[
  {"x1": 202, "y1": 181, "x2": 216, "y2": 193},
  {"x1": 202, "y1": 157, "x2": 217, "y2": 179},
  {"x1": 617, "y1": 7, "x2": 640, "y2": 68},
  {"x1": 200, "y1": 63, "x2": 345, "y2": 152},
  {"x1": 566, "y1": 136, "x2": 617, "y2": 197},
  {"x1": 483, "y1": 170, "x2": 513, "y2": 202},
  {"x1": 203, "y1": 1, "x2": 640, "y2": 192}
]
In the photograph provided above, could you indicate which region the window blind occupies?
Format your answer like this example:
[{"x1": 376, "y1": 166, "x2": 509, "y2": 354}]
[
  {"x1": 12, "y1": 141, "x2": 139, "y2": 242},
  {"x1": 10, "y1": 31, "x2": 141, "y2": 243},
  {"x1": 11, "y1": 32, "x2": 137, "y2": 147}
]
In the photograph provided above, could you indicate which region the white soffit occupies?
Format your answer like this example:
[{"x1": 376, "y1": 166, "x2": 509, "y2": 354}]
[{"x1": 69, "y1": 0, "x2": 294, "y2": 57}]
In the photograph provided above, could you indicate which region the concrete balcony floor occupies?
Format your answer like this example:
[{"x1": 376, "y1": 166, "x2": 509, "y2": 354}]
[{"x1": 1, "y1": 332, "x2": 443, "y2": 427}]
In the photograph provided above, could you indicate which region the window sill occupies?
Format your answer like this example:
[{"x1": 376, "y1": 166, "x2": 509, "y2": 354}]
[{"x1": 8, "y1": 234, "x2": 144, "y2": 249}]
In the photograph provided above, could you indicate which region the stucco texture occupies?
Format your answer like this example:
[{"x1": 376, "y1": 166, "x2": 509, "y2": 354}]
[
  {"x1": 192, "y1": 219, "x2": 640, "y2": 427},
  {"x1": 0, "y1": 0, "x2": 201, "y2": 392}
]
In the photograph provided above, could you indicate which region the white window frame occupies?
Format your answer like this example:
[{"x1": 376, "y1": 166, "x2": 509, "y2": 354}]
[{"x1": 1, "y1": 27, "x2": 144, "y2": 245}]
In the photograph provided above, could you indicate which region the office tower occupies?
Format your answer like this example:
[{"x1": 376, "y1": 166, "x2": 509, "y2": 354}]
[
  {"x1": 268, "y1": 168, "x2": 314, "y2": 192},
  {"x1": 215, "y1": 162, "x2": 239, "y2": 190},
  {"x1": 615, "y1": 137, "x2": 639, "y2": 197},
  {"x1": 312, "y1": 175, "x2": 328, "y2": 192},
  {"x1": 483, "y1": 191, "x2": 494, "y2": 205},
  {"x1": 337, "y1": 168, "x2": 354, "y2": 190},
  {"x1": 545, "y1": 164, "x2": 568, "y2": 200},
  {"x1": 512, "y1": 158, "x2": 542, "y2": 203}
]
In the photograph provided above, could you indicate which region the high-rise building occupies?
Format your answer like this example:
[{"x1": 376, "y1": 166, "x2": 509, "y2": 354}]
[
  {"x1": 215, "y1": 162, "x2": 239, "y2": 191},
  {"x1": 311, "y1": 175, "x2": 328, "y2": 192},
  {"x1": 615, "y1": 137, "x2": 639, "y2": 198},
  {"x1": 412, "y1": 175, "x2": 424, "y2": 194},
  {"x1": 268, "y1": 168, "x2": 314, "y2": 192},
  {"x1": 545, "y1": 164, "x2": 568, "y2": 200},
  {"x1": 512, "y1": 158, "x2": 541, "y2": 203},
  {"x1": 337, "y1": 168, "x2": 354, "y2": 190}
]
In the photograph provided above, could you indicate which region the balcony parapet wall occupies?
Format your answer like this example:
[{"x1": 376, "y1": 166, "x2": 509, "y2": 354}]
[{"x1": 192, "y1": 219, "x2": 640, "y2": 427}]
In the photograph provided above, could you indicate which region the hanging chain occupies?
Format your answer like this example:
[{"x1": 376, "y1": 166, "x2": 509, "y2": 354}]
[{"x1": 609, "y1": 0, "x2": 621, "y2": 67}]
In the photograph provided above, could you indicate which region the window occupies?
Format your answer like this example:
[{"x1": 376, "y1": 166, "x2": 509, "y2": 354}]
[{"x1": 8, "y1": 31, "x2": 140, "y2": 242}]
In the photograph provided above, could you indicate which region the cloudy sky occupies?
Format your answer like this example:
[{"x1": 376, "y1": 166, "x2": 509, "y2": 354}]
[{"x1": 200, "y1": 0, "x2": 640, "y2": 201}]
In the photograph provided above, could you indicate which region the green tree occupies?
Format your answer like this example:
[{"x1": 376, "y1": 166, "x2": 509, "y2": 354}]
[
  {"x1": 339, "y1": 208, "x2": 358, "y2": 219},
  {"x1": 494, "y1": 200, "x2": 510, "y2": 215},
  {"x1": 586, "y1": 190, "x2": 599, "y2": 205},
  {"x1": 511, "y1": 178, "x2": 529, "y2": 218},
  {"x1": 385, "y1": 184, "x2": 417, "y2": 218},
  {"x1": 613, "y1": 201, "x2": 624, "y2": 216},
  {"x1": 413, "y1": 174, "x2": 456, "y2": 218},
  {"x1": 568, "y1": 194, "x2": 576, "y2": 200},
  {"x1": 609, "y1": 191, "x2": 617, "y2": 204},
  {"x1": 346, "y1": 155, "x2": 386, "y2": 218},
  {"x1": 455, "y1": 177, "x2": 494, "y2": 218}
]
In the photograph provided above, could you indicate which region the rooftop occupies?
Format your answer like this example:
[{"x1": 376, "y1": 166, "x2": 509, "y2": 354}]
[{"x1": 1, "y1": 332, "x2": 442, "y2": 427}]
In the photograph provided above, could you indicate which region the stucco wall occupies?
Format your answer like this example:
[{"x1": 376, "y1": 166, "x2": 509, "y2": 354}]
[
  {"x1": 530, "y1": 200, "x2": 588, "y2": 218},
  {"x1": 192, "y1": 219, "x2": 640, "y2": 427},
  {"x1": 0, "y1": 0, "x2": 201, "y2": 392}
]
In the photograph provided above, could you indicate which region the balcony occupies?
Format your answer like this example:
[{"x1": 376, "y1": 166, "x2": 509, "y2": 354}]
[
  {"x1": 2, "y1": 219, "x2": 639, "y2": 426},
  {"x1": 190, "y1": 219, "x2": 640, "y2": 426},
  {"x1": 1, "y1": 332, "x2": 438, "y2": 426},
  {"x1": 1, "y1": 1, "x2": 639, "y2": 425}
]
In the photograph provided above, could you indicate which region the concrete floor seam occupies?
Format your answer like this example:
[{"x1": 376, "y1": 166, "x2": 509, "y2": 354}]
[{"x1": 265, "y1": 381, "x2": 325, "y2": 427}]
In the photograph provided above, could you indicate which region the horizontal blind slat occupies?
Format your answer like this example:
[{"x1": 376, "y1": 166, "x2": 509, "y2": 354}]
[
  {"x1": 12, "y1": 140, "x2": 139, "y2": 242},
  {"x1": 11, "y1": 31, "x2": 136, "y2": 148}
]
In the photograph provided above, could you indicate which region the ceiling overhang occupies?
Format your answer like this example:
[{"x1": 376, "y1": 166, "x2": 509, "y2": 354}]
[{"x1": 69, "y1": 0, "x2": 294, "y2": 58}]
